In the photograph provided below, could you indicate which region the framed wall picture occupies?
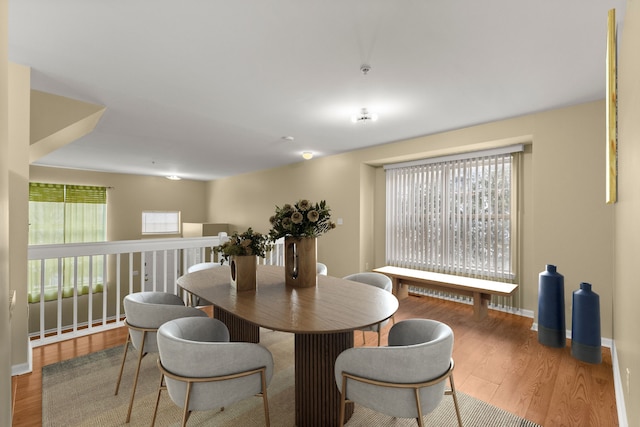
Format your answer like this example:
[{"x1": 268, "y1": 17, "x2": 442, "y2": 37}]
[{"x1": 606, "y1": 8, "x2": 617, "y2": 204}]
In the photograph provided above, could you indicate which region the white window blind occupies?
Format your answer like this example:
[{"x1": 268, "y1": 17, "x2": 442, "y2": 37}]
[
  {"x1": 142, "y1": 211, "x2": 181, "y2": 235},
  {"x1": 385, "y1": 147, "x2": 521, "y2": 281}
]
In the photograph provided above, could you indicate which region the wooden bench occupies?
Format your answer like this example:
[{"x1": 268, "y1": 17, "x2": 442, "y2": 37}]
[{"x1": 373, "y1": 266, "x2": 519, "y2": 320}]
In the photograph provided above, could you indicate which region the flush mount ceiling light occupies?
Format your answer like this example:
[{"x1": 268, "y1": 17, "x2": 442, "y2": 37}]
[
  {"x1": 166, "y1": 175, "x2": 181, "y2": 180},
  {"x1": 351, "y1": 107, "x2": 379, "y2": 123},
  {"x1": 302, "y1": 151, "x2": 314, "y2": 160}
]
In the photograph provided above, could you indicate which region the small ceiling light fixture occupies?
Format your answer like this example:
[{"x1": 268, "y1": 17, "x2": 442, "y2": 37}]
[
  {"x1": 166, "y1": 175, "x2": 181, "y2": 181},
  {"x1": 351, "y1": 64, "x2": 379, "y2": 123},
  {"x1": 302, "y1": 151, "x2": 314, "y2": 160},
  {"x1": 351, "y1": 107, "x2": 379, "y2": 123}
]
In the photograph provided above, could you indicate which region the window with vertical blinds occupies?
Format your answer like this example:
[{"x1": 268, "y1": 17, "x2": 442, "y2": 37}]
[
  {"x1": 28, "y1": 183, "x2": 107, "y2": 302},
  {"x1": 385, "y1": 146, "x2": 521, "y2": 281}
]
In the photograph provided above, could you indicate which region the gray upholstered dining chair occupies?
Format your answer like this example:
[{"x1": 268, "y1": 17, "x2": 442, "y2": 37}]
[
  {"x1": 186, "y1": 262, "x2": 224, "y2": 306},
  {"x1": 342, "y1": 272, "x2": 395, "y2": 346},
  {"x1": 187, "y1": 261, "x2": 223, "y2": 273},
  {"x1": 334, "y1": 318, "x2": 462, "y2": 427},
  {"x1": 317, "y1": 262, "x2": 328, "y2": 275},
  {"x1": 115, "y1": 291, "x2": 209, "y2": 423},
  {"x1": 153, "y1": 316, "x2": 274, "y2": 427}
]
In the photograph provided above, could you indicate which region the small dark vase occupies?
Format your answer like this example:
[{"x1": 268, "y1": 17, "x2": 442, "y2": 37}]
[
  {"x1": 571, "y1": 282, "x2": 602, "y2": 364},
  {"x1": 537, "y1": 264, "x2": 566, "y2": 348}
]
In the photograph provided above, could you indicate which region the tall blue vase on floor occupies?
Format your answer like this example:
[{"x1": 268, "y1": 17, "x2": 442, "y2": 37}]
[
  {"x1": 571, "y1": 282, "x2": 602, "y2": 364},
  {"x1": 537, "y1": 264, "x2": 566, "y2": 348}
]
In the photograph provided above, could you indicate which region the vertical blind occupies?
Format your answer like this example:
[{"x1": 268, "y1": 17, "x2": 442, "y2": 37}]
[{"x1": 385, "y1": 146, "x2": 521, "y2": 281}]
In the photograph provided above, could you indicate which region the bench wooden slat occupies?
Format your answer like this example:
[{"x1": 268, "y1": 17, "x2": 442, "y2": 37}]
[{"x1": 373, "y1": 266, "x2": 519, "y2": 320}]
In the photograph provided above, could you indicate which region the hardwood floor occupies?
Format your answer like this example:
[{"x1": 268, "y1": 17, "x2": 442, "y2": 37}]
[{"x1": 12, "y1": 295, "x2": 618, "y2": 426}]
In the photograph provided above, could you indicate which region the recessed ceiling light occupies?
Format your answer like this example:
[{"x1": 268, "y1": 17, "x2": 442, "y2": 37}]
[
  {"x1": 282, "y1": 136, "x2": 295, "y2": 141},
  {"x1": 302, "y1": 152, "x2": 313, "y2": 160},
  {"x1": 166, "y1": 175, "x2": 181, "y2": 180}
]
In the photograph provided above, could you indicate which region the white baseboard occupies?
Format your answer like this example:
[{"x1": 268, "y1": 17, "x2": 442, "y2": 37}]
[
  {"x1": 612, "y1": 342, "x2": 629, "y2": 427},
  {"x1": 11, "y1": 338, "x2": 33, "y2": 376}
]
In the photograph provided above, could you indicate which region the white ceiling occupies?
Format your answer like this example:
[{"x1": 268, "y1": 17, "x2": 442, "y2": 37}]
[{"x1": 8, "y1": 0, "x2": 626, "y2": 181}]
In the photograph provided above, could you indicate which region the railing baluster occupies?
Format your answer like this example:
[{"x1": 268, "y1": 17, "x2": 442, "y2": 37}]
[
  {"x1": 73, "y1": 257, "x2": 78, "y2": 333},
  {"x1": 162, "y1": 250, "x2": 168, "y2": 292},
  {"x1": 57, "y1": 258, "x2": 63, "y2": 337},
  {"x1": 88, "y1": 255, "x2": 93, "y2": 332},
  {"x1": 128, "y1": 252, "x2": 134, "y2": 296},
  {"x1": 152, "y1": 250, "x2": 157, "y2": 292},
  {"x1": 39, "y1": 259, "x2": 45, "y2": 341},
  {"x1": 172, "y1": 249, "x2": 179, "y2": 294},
  {"x1": 116, "y1": 254, "x2": 122, "y2": 323},
  {"x1": 102, "y1": 253, "x2": 107, "y2": 326}
]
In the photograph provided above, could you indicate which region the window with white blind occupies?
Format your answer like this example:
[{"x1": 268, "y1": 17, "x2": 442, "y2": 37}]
[
  {"x1": 385, "y1": 145, "x2": 522, "y2": 281},
  {"x1": 141, "y1": 211, "x2": 181, "y2": 235}
]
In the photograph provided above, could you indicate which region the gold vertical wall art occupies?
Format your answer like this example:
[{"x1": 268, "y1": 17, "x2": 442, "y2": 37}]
[{"x1": 606, "y1": 8, "x2": 617, "y2": 204}]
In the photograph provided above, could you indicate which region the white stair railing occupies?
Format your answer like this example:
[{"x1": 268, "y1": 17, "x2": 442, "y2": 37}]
[{"x1": 27, "y1": 236, "x2": 285, "y2": 346}]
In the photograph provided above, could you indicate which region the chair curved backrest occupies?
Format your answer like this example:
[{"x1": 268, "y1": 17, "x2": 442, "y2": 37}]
[
  {"x1": 317, "y1": 262, "x2": 328, "y2": 275},
  {"x1": 342, "y1": 272, "x2": 395, "y2": 343},
  {"x1": 187, "y1": 262, "x2": 223, "y2": 273},
  {"x1": 343, "y1": 272, "x2": 392, "y2": 293},
  {"x1": 185, "y1": 262, "x2": 223, "y2": 306},
  {"x1": 156, "y1": 317, "x2": 274, "y2": 423},
  {"x1": 334, "y1": 319, "x2": 459, "y2": 424},
  {"x1": 123, "y1": 291, "x2": 208, "y2": 353}
]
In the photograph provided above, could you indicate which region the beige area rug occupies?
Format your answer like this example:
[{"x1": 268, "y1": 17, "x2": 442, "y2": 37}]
[{"x1": 43, "y1": 329, "x2": 540, "y2": 427}]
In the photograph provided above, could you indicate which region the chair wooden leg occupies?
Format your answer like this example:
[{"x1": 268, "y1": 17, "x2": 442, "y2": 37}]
[
  {"x1": 151, "y1": 372, "x2": 166, "y2": 427},
  {"x1": 339, "y1": 375, "x2": 347, "y2": 427},
  {"x1": 114, "y1": 334, "x2": 131, "y2": 395},
  {"x1": 260, "y1": 370, "x2": 271, "y2": 427},
  {"x1": 414, "y1": 387, "x2": 424, "y2": 427},
  {"x1": 362, "y1": 330, "x2": 366, "y2": 344},
  {"x1": 182, "y1": 382, "x2": 193, "y2": 427},
  {"x1": 126, "y1": 331, "x2": 146, "y2": 423},
  {"x1": 449, "y1": 374, "x2": 463, "y2": 427}
]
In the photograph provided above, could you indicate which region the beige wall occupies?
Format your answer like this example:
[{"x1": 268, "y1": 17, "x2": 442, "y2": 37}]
[
  {"x1": 614, "y1": 1, "x2": 640, "y2": 425},
  {"x1": 8, "y1": 63, "x2": 30, "y2": 377},
  {"x1": 206, "y1": 101, "x2": 615, "y2": 343},
  {"x1": 206, "y1": 152, "x2": 365, "y2": 279},
  {"x1": 1, "y1": 1, "x2": 12, "y2": 423}
]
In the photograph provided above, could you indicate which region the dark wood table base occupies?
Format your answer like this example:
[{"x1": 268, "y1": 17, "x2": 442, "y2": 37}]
[
  {"x1": 295, "y1": 332, "x2": 354, "y2": 427},
  {"x1": 214, "y1": 306, "x2": 260, "y2": 342},
  {"x1": 215, "y1": 307, "x2": 354, "y2": 426}
]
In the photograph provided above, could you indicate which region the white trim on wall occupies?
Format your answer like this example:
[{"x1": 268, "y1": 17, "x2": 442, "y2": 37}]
[{"x1": 612, "y1": 341, "x2": 629, "y2": 427}]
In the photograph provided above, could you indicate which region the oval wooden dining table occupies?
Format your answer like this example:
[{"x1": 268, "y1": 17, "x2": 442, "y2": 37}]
[{"x1": 177, "y1": 264, "x2": 399, "y2": 427}]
